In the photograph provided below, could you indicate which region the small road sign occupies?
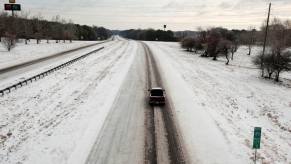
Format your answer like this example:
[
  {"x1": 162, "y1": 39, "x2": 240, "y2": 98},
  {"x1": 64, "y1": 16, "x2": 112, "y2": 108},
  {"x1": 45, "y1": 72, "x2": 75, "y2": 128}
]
[
  {"x1": 163, "y1": 25, "x2": 167, "y2": 31},
  {"x1": 253, "y1": 127, "x2": 262, "y2": 149},
  {"x1": 9, "y1": 0, "x2": 16, "y2": 3},
  {"x1": 4, "y1": 4, "x2": 21, "y2": 11},
  {"x1": 4, "y1": 4, "x2": 12, "y2": 10},
  {"x1": 253, "y1": 127, "x2": 262, "y2": 164}
]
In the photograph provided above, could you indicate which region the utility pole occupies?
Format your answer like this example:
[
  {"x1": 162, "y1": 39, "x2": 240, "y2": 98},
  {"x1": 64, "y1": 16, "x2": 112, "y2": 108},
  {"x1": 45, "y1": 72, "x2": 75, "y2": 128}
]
[
  {"x1": 9, "y1": 0, "x2": 15, "y2": 17},
  {"x1": 261, "y1": 3, "x2": 271, "y2": 77}
]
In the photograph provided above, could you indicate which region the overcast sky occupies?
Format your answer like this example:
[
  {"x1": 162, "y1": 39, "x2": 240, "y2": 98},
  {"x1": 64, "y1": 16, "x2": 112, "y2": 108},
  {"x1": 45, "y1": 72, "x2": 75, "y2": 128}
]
[{"x1": 1, "y1": 0, "x2": 291, "y2": 30}]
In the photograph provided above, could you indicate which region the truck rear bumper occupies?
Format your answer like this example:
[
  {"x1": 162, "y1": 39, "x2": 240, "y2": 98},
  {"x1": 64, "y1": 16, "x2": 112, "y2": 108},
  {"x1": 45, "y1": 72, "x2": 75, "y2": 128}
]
[{"x1": 149, "y1": 101, "x2": 165, "y2": 105}]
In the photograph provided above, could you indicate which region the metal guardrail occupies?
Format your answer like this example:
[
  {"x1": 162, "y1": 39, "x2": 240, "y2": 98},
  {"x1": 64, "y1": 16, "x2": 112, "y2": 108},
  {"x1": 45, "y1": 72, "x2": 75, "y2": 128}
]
[{"x1": 0, "y1": 47, "x2": 105, "y2": 97}]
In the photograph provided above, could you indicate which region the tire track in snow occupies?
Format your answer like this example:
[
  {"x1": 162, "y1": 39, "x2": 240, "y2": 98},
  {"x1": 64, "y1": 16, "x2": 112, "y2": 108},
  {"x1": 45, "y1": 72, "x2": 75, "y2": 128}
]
[
  {"x1": 142, "y1": 42, "x2": 188, "y2": 164},
  {"x1": 144, "y1": 42, "x2": 157, "y2": 164}
]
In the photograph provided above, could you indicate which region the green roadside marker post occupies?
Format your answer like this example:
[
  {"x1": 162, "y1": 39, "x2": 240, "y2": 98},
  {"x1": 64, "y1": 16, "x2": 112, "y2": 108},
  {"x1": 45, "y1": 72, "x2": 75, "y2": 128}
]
[{"x1": 253, "y1": 127, "x2": 262, "y2": 164}]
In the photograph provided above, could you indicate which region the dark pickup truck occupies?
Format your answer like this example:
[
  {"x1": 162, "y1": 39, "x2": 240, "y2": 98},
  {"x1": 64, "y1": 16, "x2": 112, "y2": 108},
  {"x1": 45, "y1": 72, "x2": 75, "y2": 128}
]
[{"x1": 148, "y1": 87, "x2": 166, "y2": 105}]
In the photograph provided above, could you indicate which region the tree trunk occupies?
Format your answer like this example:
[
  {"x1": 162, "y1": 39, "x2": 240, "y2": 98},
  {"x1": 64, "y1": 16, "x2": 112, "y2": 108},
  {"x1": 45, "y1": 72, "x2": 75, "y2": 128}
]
[
  {"x1": 275, "y1": 71, "x2": 280, "y2": 82},
  {"x1": 8, "y1": 40, "x2": 12, "y2": 51},
  {"x1": 268, "y1": 70, "x2": 272, "y2": 79},
  {"x1": 248, "y1": 46, "x2": 251, "y2": 55},
  {"x1": 225, "y1": 55, "x2": 229, "y2": 65},
  {"x1": 10, "y1": 40, "x2": 13, "y2": 51},
  {"x1": 213, "y1": 51, "x2": 218, "y2": 60},
  {"x1": 261, "y1": 68, "x2": 265, "y2": 77}
]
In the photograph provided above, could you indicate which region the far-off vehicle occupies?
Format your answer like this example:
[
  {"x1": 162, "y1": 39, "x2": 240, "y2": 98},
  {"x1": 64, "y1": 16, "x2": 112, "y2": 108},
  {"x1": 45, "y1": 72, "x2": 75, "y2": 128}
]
[{"x1": 148, "y1": 87, "x2": 166, "y2": 106}]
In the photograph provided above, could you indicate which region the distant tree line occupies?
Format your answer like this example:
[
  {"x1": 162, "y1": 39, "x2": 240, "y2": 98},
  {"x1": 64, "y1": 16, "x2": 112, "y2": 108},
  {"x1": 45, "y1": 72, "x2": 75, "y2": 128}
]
[
  {"x1": 0, "y1": 12, "x2": 112, "y2": 51},
  {"x1": 119, "y1": 29, "x2": 177, "y2": 41}
]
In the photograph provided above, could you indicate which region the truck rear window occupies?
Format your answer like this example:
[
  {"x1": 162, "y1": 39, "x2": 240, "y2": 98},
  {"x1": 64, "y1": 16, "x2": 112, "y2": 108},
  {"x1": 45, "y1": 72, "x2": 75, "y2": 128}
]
[{"x1": 151, "y1": 90, "x2": 163, "y2": 96}]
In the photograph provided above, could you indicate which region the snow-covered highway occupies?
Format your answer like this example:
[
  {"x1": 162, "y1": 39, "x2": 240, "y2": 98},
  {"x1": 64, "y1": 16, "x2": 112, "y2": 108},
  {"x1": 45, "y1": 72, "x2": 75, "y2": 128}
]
[
  {"x1": 85, "y1": 42, "x2": 188, "y2": 164},
  {"x1": 0, "y1": 37, "x2": 291, "y2": 164}
]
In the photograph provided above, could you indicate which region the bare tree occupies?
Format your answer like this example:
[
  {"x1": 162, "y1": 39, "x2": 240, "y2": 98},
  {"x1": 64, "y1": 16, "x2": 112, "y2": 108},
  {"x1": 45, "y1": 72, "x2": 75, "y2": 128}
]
[
  {"x1": 1, "y1": 12, "x2": 17, "y2": 50},
  {"x1": 2, "y1": 32, "x2": 16, "y2": 51},
  {"x1": 181, "y1": 37, "x2": 195, "y2": 52},
  {"x1": 206, "y1": 28, "x2": 222, "y2": 60},
  {"x1": 254, "y1": 18, "x2": 291, "y2": 82},
  {"x1": 253, "y1": 53, "x2": 275, "y2": 79},
  {"x1": 268, "y1": 18, "x2": 291, "y2": 81},
  {"x1": 61, "y1": 19, "x2": 67, "y2": 43},
  {"x1": 246, "y1": 27, "x2": 256, "y2": 55},
  {"x1": 51, "y1": 15, "x2": 66, "y2": 43},
  {"x1": 254, "y1": 51, "x2": 291, "y2": 81},
  {"x1": 230, "y1": 41, "x2": 239, "y2": 60},
  {"x1": 284, "y1": 20, "x2": 291, "y2": 46},
  {"x1": 269, "y1": 18, "x2": 287, "y2": 54},
  {"x1": 273, "y1": 51, "x2": 291, "y2": 81},
  {"x1": 0, "y1": 12, "x2": 8, "y2": 42},
  {"x1": 64, "y1": 20, "x2": 76, "y2": 43},
  {"x1": 52, "y1": 15, "x2": 62, "y2": 43},
  {"x1": 32, "y1": 15, "x2": 44, "y2": 44},
  {"x1": 218, "y1": 39, "x2": 232, "y2": 65},
  {"x1": 40, "y1": 20, "x2": 53, "y2": 44},
  {"x1": 20, "y1": 11, "x2": 32, "y2": 44}
]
